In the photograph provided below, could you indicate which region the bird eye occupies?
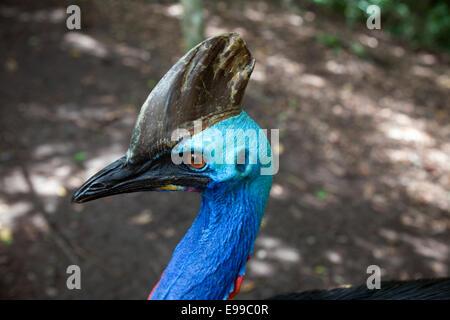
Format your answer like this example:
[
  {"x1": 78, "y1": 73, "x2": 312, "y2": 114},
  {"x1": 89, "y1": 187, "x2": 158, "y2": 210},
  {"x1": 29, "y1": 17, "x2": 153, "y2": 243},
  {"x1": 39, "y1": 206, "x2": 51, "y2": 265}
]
[{"x1": 189, "y1": 152, "x2": 206, "y2": 170}]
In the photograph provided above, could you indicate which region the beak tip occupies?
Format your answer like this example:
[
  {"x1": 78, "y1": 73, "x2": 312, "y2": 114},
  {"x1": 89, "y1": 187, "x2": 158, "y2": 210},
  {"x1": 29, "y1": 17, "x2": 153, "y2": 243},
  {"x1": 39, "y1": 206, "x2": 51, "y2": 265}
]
[
  {"x1": 71, "y1": 186, "x2": 91, "y2": 204},
  {"x1": 71, "y1": 192, "x2": 82, "y2": 204}
]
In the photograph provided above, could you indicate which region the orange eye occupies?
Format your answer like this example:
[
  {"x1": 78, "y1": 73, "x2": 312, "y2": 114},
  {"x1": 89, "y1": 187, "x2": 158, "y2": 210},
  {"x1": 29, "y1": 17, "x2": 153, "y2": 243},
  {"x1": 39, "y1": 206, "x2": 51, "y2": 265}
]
[{"x1": 189, "y1": 153, "x2": 206, "y2": 170}]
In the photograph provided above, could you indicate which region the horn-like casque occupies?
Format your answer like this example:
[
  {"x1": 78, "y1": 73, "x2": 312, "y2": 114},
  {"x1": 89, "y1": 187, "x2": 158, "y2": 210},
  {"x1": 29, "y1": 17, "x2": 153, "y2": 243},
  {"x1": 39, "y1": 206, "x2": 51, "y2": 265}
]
[{"x1": 127, "y1": 32, "x2": 255, "y2": 164}]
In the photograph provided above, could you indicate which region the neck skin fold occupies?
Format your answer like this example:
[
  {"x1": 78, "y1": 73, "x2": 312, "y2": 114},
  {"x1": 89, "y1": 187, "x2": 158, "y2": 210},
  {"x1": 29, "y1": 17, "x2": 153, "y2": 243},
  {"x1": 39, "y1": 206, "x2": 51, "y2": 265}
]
[{"x1": 149, "y1": 176, "x2": 270, "y2": 300}]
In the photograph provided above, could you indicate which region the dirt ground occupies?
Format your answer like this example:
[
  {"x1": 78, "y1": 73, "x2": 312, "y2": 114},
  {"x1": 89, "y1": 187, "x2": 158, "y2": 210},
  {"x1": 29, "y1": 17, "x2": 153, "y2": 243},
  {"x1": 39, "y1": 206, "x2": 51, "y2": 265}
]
[{"x1": 0, "y1": 0, "x2": 449, "y2": 299}]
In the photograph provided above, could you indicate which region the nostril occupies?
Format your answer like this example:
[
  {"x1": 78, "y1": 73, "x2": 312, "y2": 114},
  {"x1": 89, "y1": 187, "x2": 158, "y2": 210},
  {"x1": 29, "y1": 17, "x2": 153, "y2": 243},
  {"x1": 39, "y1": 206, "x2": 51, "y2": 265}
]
[{"x1": 91, "y1": 182, "x2": 105, "y2": 189}]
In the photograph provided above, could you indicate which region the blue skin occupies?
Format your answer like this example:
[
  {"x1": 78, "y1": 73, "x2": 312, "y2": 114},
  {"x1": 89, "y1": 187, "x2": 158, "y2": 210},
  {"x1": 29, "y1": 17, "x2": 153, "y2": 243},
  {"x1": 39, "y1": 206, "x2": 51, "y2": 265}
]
[{"x1": 149, "y1": 111, "x2": 274, "y2": 300}]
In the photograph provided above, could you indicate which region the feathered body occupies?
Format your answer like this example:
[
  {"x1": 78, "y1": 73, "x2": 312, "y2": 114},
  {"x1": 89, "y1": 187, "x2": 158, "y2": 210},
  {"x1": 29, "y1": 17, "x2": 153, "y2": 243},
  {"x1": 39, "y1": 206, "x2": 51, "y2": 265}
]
[{"x1": 272, "y1": 278, "x2": 450, "y2": 300}]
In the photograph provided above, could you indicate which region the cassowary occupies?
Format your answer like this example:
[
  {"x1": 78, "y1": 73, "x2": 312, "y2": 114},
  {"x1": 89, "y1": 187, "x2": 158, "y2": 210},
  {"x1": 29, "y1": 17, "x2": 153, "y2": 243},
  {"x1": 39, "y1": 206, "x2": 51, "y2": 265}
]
[{"x1": 72, "y1": 33, "x2": 450, "y2": 300}]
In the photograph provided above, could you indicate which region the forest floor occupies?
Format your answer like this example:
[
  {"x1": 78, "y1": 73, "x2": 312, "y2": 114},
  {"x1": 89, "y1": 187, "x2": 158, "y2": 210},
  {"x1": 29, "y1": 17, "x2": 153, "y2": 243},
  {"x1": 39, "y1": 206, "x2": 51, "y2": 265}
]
[{"x1": 0, "y1": 0, "x2": 449, "y2": 299}]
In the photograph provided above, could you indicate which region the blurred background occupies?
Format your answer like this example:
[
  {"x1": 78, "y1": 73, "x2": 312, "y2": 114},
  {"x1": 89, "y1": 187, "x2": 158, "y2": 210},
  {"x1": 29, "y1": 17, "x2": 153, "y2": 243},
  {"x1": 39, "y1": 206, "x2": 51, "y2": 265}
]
[{"x1": 0, "y1": 0, "x2": 449, "y2": 299}]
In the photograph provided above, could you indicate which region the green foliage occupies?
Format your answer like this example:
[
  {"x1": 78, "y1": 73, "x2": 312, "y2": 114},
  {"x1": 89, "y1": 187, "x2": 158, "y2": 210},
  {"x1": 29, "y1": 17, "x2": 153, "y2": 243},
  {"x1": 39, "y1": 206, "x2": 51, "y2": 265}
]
[
  {"x1": 315, "y1": 189, "x2": 329, "y2": 200},
  {"x1": 73, "y1": 152, "x2": 88, "y2": 163},
  {"x1": 311, "y1": 0, "x2": 450, "y2": 52},
  {"x1": 316, "y1": 33, "x2": 344, "y2": 54},
  {"x1": 288, "y1": 99, "x2": 300, "y2": 110},
  {"x1": 146, "y1": 79, "x2": 158, "y2": 89},
  {"x1": 317, "y1": 33, "x2": 342, "y2": 49},
  {"x1": 349, "y1": 42, "x2": 367, "y2": 57},
  {"x1": 314, "y1": 265, "x2": 327, "y2": 275}
]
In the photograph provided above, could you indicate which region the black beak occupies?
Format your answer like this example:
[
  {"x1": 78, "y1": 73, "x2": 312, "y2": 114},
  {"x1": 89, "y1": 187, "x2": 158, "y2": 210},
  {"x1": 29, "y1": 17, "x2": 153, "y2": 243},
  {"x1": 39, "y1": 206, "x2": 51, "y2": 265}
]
[{"x1": 72, "y1": 154, "x2": 211, "y2": 203}]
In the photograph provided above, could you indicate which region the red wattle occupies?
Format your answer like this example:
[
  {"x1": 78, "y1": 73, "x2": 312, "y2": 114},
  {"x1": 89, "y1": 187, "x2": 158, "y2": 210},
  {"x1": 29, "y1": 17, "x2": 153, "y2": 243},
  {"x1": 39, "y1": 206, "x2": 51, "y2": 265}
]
[
  {"x1": 227, "y1": 255, "x2": 251, "y2": 300},
  {"x1": 227, "y1": 274, "x2": 245, "y2": 300},
  {"x1": 147, "y1": 270, "x2": 165, "y2": 300}
]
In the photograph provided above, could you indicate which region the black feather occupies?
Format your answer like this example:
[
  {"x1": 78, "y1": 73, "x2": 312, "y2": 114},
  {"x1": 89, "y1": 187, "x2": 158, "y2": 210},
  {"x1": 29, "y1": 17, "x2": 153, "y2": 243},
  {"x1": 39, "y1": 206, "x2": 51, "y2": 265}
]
[{"x1": 269, "y1": 278, "x2": 450, "y2": 300}]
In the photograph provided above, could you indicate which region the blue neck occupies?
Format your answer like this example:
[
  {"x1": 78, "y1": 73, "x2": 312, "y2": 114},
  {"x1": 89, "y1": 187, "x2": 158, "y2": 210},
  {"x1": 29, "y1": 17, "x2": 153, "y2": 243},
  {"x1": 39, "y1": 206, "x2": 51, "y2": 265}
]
[{"x1": 149, "y1": 175, "x2": 271, "y2": 300}]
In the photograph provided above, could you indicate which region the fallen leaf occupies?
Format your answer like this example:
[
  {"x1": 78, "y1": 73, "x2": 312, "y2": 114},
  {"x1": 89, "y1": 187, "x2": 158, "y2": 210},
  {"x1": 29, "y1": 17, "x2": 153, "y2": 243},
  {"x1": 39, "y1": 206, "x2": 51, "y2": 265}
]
[
  {"x1": 0, "y1": 228, "x2": 13, "y2": 245},
  {"x1": 5, "y1": 58, "x2": 18, "y2": 72}
]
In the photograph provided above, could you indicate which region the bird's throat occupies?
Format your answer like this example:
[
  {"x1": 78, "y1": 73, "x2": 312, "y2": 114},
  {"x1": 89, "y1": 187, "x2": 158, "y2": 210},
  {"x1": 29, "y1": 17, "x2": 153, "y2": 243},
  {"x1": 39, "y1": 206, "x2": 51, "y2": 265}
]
[{"x1": 148, "y1": 179, "x2": 270, "y2": 300}]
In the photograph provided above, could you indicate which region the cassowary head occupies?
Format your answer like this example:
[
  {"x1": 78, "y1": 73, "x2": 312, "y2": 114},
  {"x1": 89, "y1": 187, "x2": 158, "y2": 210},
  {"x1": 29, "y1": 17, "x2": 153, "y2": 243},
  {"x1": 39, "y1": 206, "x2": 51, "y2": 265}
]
[
  {"x1": 72, "y1": 33, "x2": 274, "y2": 300},
  {"x1": 72, "y1": 33, "x2": 273, "y2": 203}
]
